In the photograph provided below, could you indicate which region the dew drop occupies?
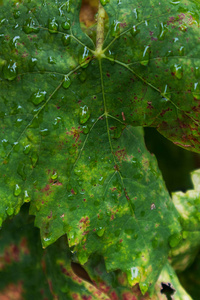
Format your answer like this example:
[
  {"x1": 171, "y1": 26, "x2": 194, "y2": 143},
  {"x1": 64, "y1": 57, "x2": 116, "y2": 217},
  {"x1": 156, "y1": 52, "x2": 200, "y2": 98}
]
[
  {"x1": 24, "y1": 190, "x2": 31, "y2": 203},
  {"x1": 62, "y1": 34, "x2": 71, "y2": 46},
  {"x1": 23, "y1": 144, "x2": 31, "y2": 154},
  {"x1": 163, "y1": 50, "x2": 172, "y2": 64},
  {"x1": 29, "y1": 57, "x2": 38, "y2": 70},
  {"x1": 100, "y1": 0, "x2": 110, "y2": 5},
  {"x1": 17, "y1": 162, "x2": 26, "y2": 181},
  {"x1": 48, "y1": 18, "x2": 59, "y2": 33},
  {"x1": 40, "y1": 128, "x2": 49, "y2": 136},
  {"x1": 179, "y1": 24, "x2": 187, "y2": 32},
  {"x1": 6, "y1": 207, "x2": 14, "y2": 216},
  {"x1": 13, "y1": 10, "x2": 21, "y2": 19},
  {"x1": 23, "y1": 17, "x2": 39, "y2": 34},
  {"x1": 14, "y1": 184, "x2": 22, "y2": 196},
  {"x1": 131, "y1": 25, "x2": 140, "y2": 37},
  {"x1": 194, "y1": 66, "x2": 200, "y2": 78},
  {"x1": 51, "y1": 172, "x2": 58, "y2": 180},
  {"x1": 48, "y1": 56, "x2": 56, "y2": 64},
  {"x1": 192, "y1": 82, "x2": 200, "y2": 99},
  {"x1": 31, "y1": 152, "x2": 38, "y2": 167},
  {"x1": 96, "y1": 227, "x2": 105, "y2": 237},
  {"x1": 170, "y1": 0, "x2": 180, "y2": 5},
  {"x1": 171, "y1": 64, "x2": 183, "y2": 79},
  {"x1": 3, "y1": 60, "x2": 17, "y2": 81},
  {"x1": 178, "y1": 46, "x2": 185, "y2": 56},
  {"x1": 158, "y1": 22, "x2": 168, "y2": 40},
  {"x1": 79, "y1": 105, "x2": 91, "y2": 124},
  {"x1": 62, "y1": 18, "x2": 71, "y2": 30},
  {"x1": 62, "y1": 75, "x2": 71, "y2": 89},
  {"x1": 133, "y1": 8, "x2": 139, "y2": 20},
  {"x1": 82, "y1": 125, "x2": 90, "y2": 134},
  {"x1": 78, "y1": 47, "x2": 91, "y2": 68},
  {"x1": 66, "y1": 0, "x2": 72, "y2": 12},
  {"x1": 140, "y1": 45, "x2": 150, "y2": 66},
  {"x1": 31, "y1": 90, "x2": 46, "y2": 105},
  {"x1": 111, "y1": 20, "x2": 120, "y2": 37}
]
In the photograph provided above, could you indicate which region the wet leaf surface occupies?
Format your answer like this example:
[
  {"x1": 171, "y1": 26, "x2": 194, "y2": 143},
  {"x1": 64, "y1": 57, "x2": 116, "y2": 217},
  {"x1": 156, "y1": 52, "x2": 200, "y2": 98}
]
[{"x1": 0, "y1": 0, "x2": 200, "y2": 293}]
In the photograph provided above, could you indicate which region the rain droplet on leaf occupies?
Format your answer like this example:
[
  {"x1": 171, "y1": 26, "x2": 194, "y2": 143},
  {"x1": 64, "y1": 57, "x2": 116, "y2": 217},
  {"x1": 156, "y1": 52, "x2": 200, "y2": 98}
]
[
  {"x1": 31, "y1": 90, "x2": 46, "y2": 105},
  {"x1": 158, "y1": 22, "x2": 168, "y2": 40},
  {"x1": 62, "y1": 18, "x2": 71, "y2": 30},
  {"x1": 140, "y1": 45, "x2": 150, "y2": 66},
  {"x1": 194, "y1": 66, "x2": 200, "y2": 78},
  {"x1": 62, "y1": 34, "x2": 71, "y2": 46},
  {"x1": 13, "y1": 10, "x2": 21, "y2": 19},
  {"x1": 192, "y1": 82, "x2": 200, "y2": 99},
  {"x1": 63, "y1": 75, "x2": 71, "y2": 89},
  {"x1": 78, "y1": 47, "x2": 91, "y2": 68},
  {"x1": 3, "y1": 60, "x2": 17, "y2": 81},
  {"x1": 48, "y1": 18, "x2": 59, "y2": 33},
  {"x1": 6, "y1": 207, "x2": 15, "y2": 216},
  {"x1": 14, "y1": 184, "x2": 22, "y2": 196},
  {"x1": 40, "y1": 128, "x2": 49, "y2": 136},
  {"x1": 79, "y1": 105, "x2": 91, "y2": 124},
  {"x1": 131, "y1": 25, "x2": 140, "y2": 37},
  {"x1": 178, "y1": 46, "x2": 185, "y2": 56},
  {"x1": 24, "y1": 190, "x2": 31, "y2": 203},
  {"x1": 51, "y1": 172, "x2": 58, "y2": 180},
  {"x1": 171, "y1": 64, "x2": 183, "y2": 79},
  {"x1": 96, "y1": 227, "x2": 105, "y2": 237},
  {"x1": 66, "y1": 0, "x2": 72, "y2": 12},
  {"x1": 111, "y1": 20, "x2": 120, "y2": 37},
  {"x1": 48, "y1": 56, "x2": 56, "y2": 64},
  {"x1": 100, "y1": 0, "x2": 110, "y2": 5},
  {"x1": 23, "y1": 17, "x2": 39, "y2": 34}
]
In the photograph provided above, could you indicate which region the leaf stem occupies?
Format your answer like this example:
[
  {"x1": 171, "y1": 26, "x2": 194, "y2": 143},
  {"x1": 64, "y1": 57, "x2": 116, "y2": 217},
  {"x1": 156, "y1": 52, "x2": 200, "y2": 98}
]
[{"x1": 95, "y1": 1, "x2": 106, "y2": 57}]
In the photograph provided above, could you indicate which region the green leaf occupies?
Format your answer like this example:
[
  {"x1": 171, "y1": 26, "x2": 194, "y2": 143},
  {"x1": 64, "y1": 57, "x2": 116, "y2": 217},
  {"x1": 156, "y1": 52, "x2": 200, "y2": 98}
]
[
  {"x1": 1, "y1": 0, "x2": 200, "y2": 293},
  {"x1": 170, "y1": 169, "x2": 200, "y2": 271},
  {"x1": 0, "y1": 206, "x2": 109, "y2": 300}
]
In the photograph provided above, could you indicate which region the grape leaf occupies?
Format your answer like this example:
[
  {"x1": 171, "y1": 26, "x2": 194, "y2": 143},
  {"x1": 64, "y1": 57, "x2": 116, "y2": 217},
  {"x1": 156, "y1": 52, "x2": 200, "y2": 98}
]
[
  {"x1": 0, "y1": 206, "x2": 109, "y2": 300},
  {"x1": 170, "y1": 169, "x2": 200, "y2": 271},
  {"x1": 1, "y1": 0, "x2": 200, "y2": 293}
]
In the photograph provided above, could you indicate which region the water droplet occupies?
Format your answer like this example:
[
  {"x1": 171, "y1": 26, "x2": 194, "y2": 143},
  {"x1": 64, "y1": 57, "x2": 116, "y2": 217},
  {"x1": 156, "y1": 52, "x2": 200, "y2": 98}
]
[
  {"x1": 66, "y1": 0, "x2": 72, "y2": 12},
  {"x1": 131, "y1": 25, "x2": 140, "y2": 37},
  {"x1": 170, "y1": 0, "x2": 180, "y2": 5},
  {"x1": 51, "y1": 172, "x2": 58, "y2": 180},
  {"x1": 31, "y1": 152, "x2": 38, "y2": 167},
  {"x1": 3, "y1": 60, "x2": 17, "y2": 81},
  {"x1": 192, "y1": 82, "x2": 200, "y2": 99},
  {"x1": 96, "y1": 227, "x2": 105, "y2": 237},
  {"x1": 127, "y1": 267, "x2": 140, "y2": 285},
  {"x1": 158, "y1": 22, "x2": 168, "y2": 40},
  {"x1": 140, "y1": 46, "x2": 150, "y2": 66},
  {"x1": 82, "y1": 125, "x2": 89, "y2": 134},
  {"x1": 171, "y1": 64, "x2": 183, "y2": 79},
  {"x1": 79, "y1": 105, "x2": 91, "y2": 124},
  {"x1": 9, "y1": 35, "x2": 20, "y2": 49},
  {"x1": 29, "y1": 57, "x2": 38, "y2": 70},
  {"x1": 14, "y1": 184, "x2": 22, "y2": 196},
  {"x1": 48, "y1": 56, "x2": 56, "y2": 64},
  {"x1": 13, "y1": 10, "x2": 21, "y2": 19},
  {"x1": 194, "y1": 66, "x2": 200, "y2": 78},
  {"x1": 132, "y1": 8, "x2": 139, "y2": 20},
  {"x1": 100, "y1": 0, "x2": 110, "y2": 5},
  {"x1": 31, "y1": 90, "x2": 46, "y2": 105},
  {"x1": 79, "y1": 47, "x2": 91, "y2": 68},
  {"x1": 62, "y1": 34, "x2": 71, "y2": 46},
  {"x1": 6, "y1": 207, "x2": 14, "y2": 216},
  {"x1": 62, "y1": 18, "x2": 71, "y2": 30},
  {"x1": 178, "y1": 46, "x2": 185, "y2": 56},
  {"x1": 78, "y1": 70, "x2": 87, "y2": 82},
  {"x1": 62, "y1": 76, "x2": 71, "y2": 89},
  {"x1": 48, "y1": 18, "x2": 59, "y2": 33},
  {"x1": 24, "y1": 190, "x2": 31, "y2": 203},
  {"x1": 163, "y1": 50, "x2": 172, "y2": 64},
  {"x1": 40, "y1": 128, "x2": 49, "y2": 136},
  {"x1": 23, "y1": 17, "x2": 39, "y2": 34},
  {"x1": 111, "y1": 20, "x2": 120, "y2": 37}
]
